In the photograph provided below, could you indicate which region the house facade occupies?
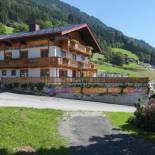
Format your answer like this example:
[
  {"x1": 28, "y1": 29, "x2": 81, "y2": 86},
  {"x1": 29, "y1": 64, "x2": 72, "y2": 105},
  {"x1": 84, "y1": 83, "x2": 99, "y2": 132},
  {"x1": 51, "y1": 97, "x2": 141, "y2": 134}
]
[{"x1": 0, "y1": 24, "x2": 101, "y2": 84}]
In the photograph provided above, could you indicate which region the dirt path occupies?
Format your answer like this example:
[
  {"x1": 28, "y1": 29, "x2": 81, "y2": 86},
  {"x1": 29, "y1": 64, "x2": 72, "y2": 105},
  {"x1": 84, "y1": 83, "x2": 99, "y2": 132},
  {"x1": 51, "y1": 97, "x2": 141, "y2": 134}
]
[{"x1": 59, "y1": 112, "x2": 155, "y2": 155}]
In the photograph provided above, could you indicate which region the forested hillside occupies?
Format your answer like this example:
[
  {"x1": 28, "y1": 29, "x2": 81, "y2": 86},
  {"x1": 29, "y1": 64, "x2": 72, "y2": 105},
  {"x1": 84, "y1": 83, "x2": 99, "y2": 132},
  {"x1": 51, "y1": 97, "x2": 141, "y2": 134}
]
[{"x1": 0, "y1": 0, "x2": 155, "y2": 64}]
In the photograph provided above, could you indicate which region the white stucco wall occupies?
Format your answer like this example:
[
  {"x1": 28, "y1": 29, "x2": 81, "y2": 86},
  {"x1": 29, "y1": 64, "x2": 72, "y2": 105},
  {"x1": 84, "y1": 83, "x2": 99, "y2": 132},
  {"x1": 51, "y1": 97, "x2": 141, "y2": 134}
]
[
  {"x1": 68, "y1": 69, "x2": 72, "y2": 77},
  {"x1": 12, "y1": 49, "x2": 20, "y2": 59},
  {"x1": 0, "y1": 51, "x2": 4, "y2": 60},
  {"x1": 0, "y1": 69, "x2": 20, "y2": 78},
  {"x1": 28, "y1": 68, "x2": 40, "y2": 77},
  {"x1": 50, "y1": 68, "x2": 59, "y2": 77}
]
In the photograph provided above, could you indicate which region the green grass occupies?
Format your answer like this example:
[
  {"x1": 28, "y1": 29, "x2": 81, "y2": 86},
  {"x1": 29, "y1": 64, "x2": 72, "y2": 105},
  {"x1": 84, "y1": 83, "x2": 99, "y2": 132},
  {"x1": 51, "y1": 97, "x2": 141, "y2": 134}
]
[
  {"x1": 112, "y1": 48, "x2": 139, "y2": 60},
  {"x1": 0, "y1": 108, "x2": 70, "y2": 155},
  {"x1": 105, "y1": 112, "x2": 155, "y2": 143},
  {"x1": 105, "y1": 112, "x2": 133, "y2": 128},
  {"x1": 91, "y1": 53, "x2": 105, "y2": 62},
  {"x1": 98, "y1": 62, "x2": 155, "y2": 80}
]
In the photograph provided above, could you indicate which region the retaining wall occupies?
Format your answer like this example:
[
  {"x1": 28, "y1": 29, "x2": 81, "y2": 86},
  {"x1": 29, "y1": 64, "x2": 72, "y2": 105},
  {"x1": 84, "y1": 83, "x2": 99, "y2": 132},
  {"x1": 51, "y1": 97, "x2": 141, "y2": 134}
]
[{"x1": 43, "y1": 86, "x2": 149, "y2": 106}]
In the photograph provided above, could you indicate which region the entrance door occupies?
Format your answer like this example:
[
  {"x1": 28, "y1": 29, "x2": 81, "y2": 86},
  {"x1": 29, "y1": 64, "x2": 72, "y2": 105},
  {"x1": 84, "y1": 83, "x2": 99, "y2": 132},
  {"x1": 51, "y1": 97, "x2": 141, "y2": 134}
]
[{"x1": 72, "y1": 70, "x2": 76, "y2": 78}]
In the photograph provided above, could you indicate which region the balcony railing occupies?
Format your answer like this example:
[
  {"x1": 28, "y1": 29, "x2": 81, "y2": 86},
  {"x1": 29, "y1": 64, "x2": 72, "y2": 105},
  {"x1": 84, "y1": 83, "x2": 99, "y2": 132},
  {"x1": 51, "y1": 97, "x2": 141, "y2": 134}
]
[
  {"x1": 0, "y1": 57, "x2": 97, "y2": 70},
  {"x1": 78, "y1": 61, "x2": 97, "y2": 70},
  {"x1": 1, "y1": 77, "x2": 149, "y2": 85},
  {"x1": 69, "y1": 40, "x2": 92, "y2": 56}
]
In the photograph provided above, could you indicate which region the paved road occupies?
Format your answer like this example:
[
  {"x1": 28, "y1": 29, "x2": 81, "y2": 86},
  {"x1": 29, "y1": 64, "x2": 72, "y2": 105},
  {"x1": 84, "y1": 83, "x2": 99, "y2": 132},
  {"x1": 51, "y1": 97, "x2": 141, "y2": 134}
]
[
  {"x1": 59, "y1": 112, "x2": 155, "y2": 155},
  {"x1": 0, "y1": 92, "x2": 135, "y2": 112}
]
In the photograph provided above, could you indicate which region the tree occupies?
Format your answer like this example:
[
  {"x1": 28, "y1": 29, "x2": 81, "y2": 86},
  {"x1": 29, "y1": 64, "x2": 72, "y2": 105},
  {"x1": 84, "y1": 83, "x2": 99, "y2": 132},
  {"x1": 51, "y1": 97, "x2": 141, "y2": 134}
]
[
  {"x1": 13, "y1": 23, "x2": 29, "y2": 33},
  {"x1": 39, "y1": 20, "x2": 53, "y2": 29},
  {"x1": 111, "y1": 53, "x2": 124, "y2": 66},
  {"x1": 0, "y1": 23, "x2": 6, "y2": 34}
]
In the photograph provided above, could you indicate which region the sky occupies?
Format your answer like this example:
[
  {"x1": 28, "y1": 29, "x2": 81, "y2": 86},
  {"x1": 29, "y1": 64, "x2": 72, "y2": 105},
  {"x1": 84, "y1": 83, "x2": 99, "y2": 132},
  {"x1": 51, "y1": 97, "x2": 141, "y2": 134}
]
[{"x1": 62, "y1": 0, "x2": 155, "y2": 47}]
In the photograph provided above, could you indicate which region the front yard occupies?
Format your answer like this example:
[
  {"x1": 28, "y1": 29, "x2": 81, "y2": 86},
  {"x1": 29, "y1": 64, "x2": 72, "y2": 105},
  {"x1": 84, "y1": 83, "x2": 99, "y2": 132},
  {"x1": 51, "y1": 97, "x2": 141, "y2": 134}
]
[
  {"x1": 105, "y1": 112, "x2": 155, "y2": 143},
  {"x1": 0, "y1": 108, "x2": 70, "y2": 155}
]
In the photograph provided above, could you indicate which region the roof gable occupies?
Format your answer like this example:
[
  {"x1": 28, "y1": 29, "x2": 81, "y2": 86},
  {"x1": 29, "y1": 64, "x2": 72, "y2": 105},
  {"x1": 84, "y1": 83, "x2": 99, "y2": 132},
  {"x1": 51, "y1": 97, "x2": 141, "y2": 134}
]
[{"x1": 0, "y1": 24, "x2": 101, "y2": 52}]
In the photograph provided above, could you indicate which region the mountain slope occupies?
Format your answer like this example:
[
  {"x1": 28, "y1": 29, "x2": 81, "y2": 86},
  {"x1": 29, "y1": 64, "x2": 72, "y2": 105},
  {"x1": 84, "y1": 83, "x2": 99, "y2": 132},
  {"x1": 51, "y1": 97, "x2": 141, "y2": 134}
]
[{"x1": 0, "y1": 0, "x2": 155, "y2": 64}]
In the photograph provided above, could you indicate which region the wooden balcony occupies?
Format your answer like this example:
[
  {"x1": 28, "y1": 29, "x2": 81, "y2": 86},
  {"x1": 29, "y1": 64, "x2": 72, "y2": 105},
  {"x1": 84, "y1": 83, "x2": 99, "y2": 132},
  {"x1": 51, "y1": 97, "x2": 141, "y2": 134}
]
[
  {"x1": 0, "y1": 57, "x2": 76, "y2": 69},
  {"x1": 0, "y1": 57, "x2": 97, "y2": 70},
  {"x1": 78, "y1": 61, "x2": 97, "y2": 71},
  {"x1": 69, "y1": 40, "x2": 92, "y2": 56}
]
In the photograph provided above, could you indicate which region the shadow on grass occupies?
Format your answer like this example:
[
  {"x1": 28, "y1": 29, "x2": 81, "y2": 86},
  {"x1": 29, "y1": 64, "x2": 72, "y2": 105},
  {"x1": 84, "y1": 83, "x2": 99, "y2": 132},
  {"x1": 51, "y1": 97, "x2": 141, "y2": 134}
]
[
  {"x1": 0, "y1": 147, "x2": 71, "y2": 155},
  {"x1": 120, "y1": 119, "x2": 155, "y2": 144},
  {"x1": 1, "y1": 133, "x2": 155, "y2": 155}
]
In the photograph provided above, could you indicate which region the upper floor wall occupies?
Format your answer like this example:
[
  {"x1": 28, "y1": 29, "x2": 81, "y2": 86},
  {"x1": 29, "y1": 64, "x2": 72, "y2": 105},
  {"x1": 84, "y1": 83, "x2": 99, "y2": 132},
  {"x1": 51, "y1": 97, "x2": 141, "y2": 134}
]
[{"x1": 0, "y1": 46, "x2": 89, "y2": 62}]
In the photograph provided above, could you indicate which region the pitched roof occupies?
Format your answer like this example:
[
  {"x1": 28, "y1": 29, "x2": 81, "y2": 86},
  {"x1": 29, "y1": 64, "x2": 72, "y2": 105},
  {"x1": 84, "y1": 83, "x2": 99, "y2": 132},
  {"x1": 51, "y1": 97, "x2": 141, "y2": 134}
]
[{"x1": 0, "y1": 24, "x2": 102, "y2": 52}]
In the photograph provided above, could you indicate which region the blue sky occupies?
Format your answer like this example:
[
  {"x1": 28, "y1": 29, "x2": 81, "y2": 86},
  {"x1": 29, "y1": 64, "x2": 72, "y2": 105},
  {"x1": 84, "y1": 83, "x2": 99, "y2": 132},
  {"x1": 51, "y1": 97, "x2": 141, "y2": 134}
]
[{"x1": 62, "y1": 0, "x2": 155, "y2": 47}]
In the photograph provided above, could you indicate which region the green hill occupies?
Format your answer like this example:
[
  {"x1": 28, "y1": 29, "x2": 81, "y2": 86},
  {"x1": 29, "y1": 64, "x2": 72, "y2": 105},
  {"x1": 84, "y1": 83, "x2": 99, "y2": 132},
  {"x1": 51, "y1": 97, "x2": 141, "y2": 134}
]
[{"x1": 92, "y1": 49, "x2": 155, "y2": 80}]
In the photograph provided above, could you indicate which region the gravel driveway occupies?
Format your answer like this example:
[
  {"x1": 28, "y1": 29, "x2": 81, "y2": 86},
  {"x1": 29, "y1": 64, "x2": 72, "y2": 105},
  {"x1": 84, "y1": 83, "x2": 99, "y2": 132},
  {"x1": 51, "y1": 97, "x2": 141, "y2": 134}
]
[
  {"x1": 59, "y1": 112, "x2": 155, "y2": 155},
  {"x1": 0, "y1": 92, "x2": 135, "y2": 112}
]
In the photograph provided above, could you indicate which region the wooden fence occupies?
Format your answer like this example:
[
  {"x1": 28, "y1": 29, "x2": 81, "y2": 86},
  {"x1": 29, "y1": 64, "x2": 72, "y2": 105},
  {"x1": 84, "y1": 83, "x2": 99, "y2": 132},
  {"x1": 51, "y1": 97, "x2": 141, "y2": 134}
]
[{"x1": 0, "y1": 77, "x2": 149, "y2": 85}]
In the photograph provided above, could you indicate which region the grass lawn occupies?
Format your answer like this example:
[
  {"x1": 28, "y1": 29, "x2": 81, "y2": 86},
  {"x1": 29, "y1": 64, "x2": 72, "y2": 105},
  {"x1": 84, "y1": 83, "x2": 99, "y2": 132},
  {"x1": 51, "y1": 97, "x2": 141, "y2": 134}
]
[
  {"x1": 0, "y1": 108, "x2": 70, "y2": 155},
  {"x1": 105, "y1": 112, "x2": 155, "y2": 143}
]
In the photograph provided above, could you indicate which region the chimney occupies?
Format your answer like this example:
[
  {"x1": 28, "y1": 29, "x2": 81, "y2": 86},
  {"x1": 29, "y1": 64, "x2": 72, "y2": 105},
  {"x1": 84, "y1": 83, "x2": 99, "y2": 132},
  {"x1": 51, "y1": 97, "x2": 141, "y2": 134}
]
[{"x1": 29, "y1": 24, "x2": 40, "y2": 32}]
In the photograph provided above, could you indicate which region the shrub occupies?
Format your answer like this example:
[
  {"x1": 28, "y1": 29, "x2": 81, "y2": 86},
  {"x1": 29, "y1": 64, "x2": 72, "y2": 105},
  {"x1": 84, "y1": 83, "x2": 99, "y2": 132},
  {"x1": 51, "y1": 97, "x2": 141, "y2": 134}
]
[
  {"x1": 21, "y1": 84, "x2": 28, "y2": 90},
  {"x1": 132, "y1": 98, "x2": 155, "y2": 131},
  {"x1": 37, "y1": 83, "x2": 45, "y2": 91},
  {"x1": 13, "y1": 83, "x2": 19, "y2": 88},
  {"x1": 5, "y1": 84, "x2": 13, "y2": 89}
]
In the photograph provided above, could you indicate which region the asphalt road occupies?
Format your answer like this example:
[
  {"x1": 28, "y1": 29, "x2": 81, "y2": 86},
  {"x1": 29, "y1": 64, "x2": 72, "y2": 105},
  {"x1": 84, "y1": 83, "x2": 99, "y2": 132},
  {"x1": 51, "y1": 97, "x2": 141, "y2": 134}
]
[{"x1": 0, "y1": 92, "x2": 135, "y2": 112}]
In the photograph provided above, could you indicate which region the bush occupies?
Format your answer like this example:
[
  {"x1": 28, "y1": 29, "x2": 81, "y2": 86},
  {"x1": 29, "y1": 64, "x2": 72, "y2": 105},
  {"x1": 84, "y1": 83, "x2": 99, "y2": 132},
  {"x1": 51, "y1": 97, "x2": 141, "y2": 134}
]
[
  {"x1": 36, "y1": 83, "x2": 45, "y2": 91},
  {"x1": 132, "y1": 98, "x2": 155, "y2": 131},
  {"x1": 5, "y1": 84, "x2": 13, "y2": 89},
  {"x1": 13, "y1": 83, "x2": 19, "y2": 88},
  {"x1": 21, "y1": 84, "x2": 28, "y2": 90},
  {"x1": 29, "y1": 83, "x2": 35, "y2": 91}
]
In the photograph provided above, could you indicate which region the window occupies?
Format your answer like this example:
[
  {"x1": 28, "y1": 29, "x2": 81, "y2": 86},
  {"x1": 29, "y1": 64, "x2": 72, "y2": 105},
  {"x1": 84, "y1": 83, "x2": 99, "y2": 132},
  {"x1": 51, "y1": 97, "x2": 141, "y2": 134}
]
[
  {"x1": 72, "y1": 54, "x2": 76, "y2": 61},
  {"x1": 81, "y1": 56, "x2": 85, "y2": 61},
  {"x1": 40, "y1": 69, "x2": 50, "y2": 77},
  {"x1": 20, "y1": 69, "x2": 28, "y2": 77},
  {"x1": 41, "y1": 49, "x2": 49, "y2": 58},
  {"x1": 59, "y1": 70, "x2": 67, "y2": 78},
  {"x1": 5, "y1": 52, "x2": 12, "y2": 60},
  {"x1": 2, "y1": 70, "x2": 6, "y2": 76},
  {"x1": 11, "y1": 70, "x2": 16, "y2": 76},
  {"x1": 20, "y1": 50, "x2": 28, "y2": 59},
  {"x1": 61, "y1": 51, "x2": 67, "y2": 57}
]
